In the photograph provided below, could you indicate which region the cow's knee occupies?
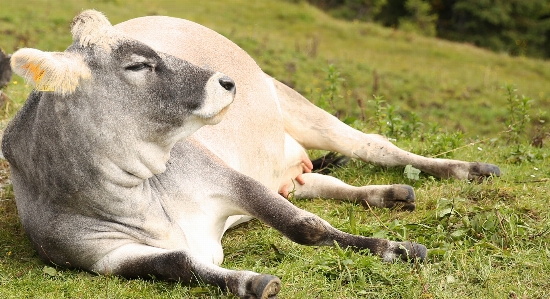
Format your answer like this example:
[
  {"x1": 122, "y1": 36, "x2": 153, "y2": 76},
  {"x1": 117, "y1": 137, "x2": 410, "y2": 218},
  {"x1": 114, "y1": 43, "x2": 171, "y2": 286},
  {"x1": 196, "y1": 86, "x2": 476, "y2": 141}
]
[{"x1": 283, "y1": 215, "x2": 334, "y2": 246}]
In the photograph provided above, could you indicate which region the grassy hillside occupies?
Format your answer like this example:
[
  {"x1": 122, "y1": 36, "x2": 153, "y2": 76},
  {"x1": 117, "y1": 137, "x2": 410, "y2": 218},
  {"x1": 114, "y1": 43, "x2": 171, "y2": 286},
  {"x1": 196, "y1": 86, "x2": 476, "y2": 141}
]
[
  {"x1": 1, "y1": 0, "x2": 549, "y2": 298},
  {"x1": 2, "y1": 0, "x2": 550, "y2": 137}
]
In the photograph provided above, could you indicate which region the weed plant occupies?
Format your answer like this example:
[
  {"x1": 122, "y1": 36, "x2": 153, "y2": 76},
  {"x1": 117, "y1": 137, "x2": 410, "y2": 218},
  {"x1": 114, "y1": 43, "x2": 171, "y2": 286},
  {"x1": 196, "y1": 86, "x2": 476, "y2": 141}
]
[{"x1": 1, "y1": 0, "x2": 549, "y2": 298}]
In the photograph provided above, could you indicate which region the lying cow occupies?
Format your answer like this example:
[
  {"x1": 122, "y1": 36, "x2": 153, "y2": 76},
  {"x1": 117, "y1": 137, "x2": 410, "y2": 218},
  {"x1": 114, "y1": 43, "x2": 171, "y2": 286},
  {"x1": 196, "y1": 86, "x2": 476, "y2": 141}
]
[{"x1": 3, "y1": 10, "x2": 500, "y2": 299}]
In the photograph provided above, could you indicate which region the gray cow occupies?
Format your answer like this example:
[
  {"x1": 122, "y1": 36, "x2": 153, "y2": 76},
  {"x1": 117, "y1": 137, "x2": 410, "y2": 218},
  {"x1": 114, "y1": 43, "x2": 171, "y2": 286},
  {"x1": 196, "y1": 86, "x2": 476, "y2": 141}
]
[
  {"x1": 0, "y1": 47, "x2": 12, "y2": 89},
  {"x1": 4, "y1": 10, "x2": 499, "y2": 299}
]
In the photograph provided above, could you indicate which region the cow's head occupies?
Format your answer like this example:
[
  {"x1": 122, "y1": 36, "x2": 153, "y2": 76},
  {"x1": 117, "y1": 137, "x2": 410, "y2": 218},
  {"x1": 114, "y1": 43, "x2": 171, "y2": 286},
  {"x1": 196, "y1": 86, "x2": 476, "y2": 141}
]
[
  {"x1": 10, "y1": 10, "x2": 235, "y2": 142},
  {"x1": 8, "y1": 10, "x2": 235, "y2": 181}
]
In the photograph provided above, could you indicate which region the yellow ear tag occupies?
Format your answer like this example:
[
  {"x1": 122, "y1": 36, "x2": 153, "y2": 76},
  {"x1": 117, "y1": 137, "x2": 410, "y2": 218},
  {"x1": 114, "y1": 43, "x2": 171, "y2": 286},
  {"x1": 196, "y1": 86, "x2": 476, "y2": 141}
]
[
  {"x1": 22, "y1": 62, "x2": 54, "y2": 92},
  {"x1": 37, "y1": 85, "x2": 55, "y2": 92}
]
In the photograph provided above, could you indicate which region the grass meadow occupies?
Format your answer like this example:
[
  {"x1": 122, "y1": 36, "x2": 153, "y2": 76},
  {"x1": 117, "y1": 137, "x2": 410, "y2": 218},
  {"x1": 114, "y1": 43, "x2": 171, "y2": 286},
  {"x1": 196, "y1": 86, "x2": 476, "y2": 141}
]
[{"x1": 1, "y1": 0, "x2": 549, "y2": 298}]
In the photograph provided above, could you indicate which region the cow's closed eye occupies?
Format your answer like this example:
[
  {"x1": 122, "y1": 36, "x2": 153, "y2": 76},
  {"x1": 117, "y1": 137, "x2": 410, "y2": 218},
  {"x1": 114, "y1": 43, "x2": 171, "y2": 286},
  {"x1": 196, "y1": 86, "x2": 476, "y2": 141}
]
[{"x1": 125, "y1": 62, "x2": 154, "y2": 72}]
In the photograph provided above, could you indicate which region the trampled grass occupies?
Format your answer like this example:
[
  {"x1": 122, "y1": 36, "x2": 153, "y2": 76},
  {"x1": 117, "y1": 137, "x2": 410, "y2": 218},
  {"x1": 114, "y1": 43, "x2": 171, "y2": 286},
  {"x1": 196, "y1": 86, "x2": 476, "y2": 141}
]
[{"x1": 1, "y1": 0, "x2": 549, "y2": 298}]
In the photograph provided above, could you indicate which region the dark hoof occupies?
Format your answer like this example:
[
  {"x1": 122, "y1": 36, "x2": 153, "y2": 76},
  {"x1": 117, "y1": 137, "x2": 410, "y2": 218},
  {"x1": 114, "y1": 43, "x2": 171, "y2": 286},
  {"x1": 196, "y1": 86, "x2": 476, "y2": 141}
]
[
  {"x1": 382, "y1": 185, "x2": 416, "y2": 211},
  {"x1": 468, "y1": 162, "x2": 501, "y2": 181},
  {"x1": 247, "y1": 274, "x2": 281, "y2": 299},
  {"x1": 398, "y1": 242, "x2": 427, "y2": 262}
]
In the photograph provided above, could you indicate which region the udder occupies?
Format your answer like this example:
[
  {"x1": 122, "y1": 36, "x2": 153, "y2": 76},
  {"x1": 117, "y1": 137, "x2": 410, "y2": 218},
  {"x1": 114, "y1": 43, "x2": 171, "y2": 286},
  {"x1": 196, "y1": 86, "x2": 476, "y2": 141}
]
[{"x1": 278, "y1": 134, "x2": 313, "y2": 198}]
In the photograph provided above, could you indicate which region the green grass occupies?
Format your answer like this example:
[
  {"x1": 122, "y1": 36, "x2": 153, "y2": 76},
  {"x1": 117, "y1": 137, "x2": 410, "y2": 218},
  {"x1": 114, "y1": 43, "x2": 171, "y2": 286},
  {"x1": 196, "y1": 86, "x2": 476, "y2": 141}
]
[{"x1": 1, "y1": 0, "x2": 549, "y2": 298}]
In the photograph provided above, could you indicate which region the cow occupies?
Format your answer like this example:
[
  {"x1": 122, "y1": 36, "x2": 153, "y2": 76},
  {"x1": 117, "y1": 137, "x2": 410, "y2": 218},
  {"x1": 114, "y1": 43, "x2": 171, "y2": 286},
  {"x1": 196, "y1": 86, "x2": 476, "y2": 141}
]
[
  {"x1": 3, "y1": 10, "x2": 500, "y2": 299},
  {"x1": 0, "y1": 47, "x2": 13, "y2": 89}
]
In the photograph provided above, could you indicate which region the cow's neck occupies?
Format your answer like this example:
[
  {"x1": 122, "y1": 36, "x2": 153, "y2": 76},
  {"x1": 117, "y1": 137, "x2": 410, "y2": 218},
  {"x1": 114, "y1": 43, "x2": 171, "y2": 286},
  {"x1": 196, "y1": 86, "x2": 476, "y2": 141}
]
[
  {"x1": 3, "y1": 91, "x2": 209, "y2": 193},
  {"x1": 90, "y1": 122, "x2": 205, "y2": 188},
  {"x1": 95, "y1": 139, "x2": 171, "y2": 187},
  {"x1": 34, "y1": 94, "x2": 206, "y2": 190}
]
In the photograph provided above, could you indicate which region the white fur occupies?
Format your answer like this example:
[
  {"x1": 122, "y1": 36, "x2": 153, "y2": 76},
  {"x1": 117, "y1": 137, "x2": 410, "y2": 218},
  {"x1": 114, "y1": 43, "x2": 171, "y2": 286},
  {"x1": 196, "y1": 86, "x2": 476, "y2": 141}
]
[
  {"x1": 71, "y1": 10, "x2": 124, "y2": 51},
  {"x1": 193, "y1": 72, "x2": 235, "y2": 124}
]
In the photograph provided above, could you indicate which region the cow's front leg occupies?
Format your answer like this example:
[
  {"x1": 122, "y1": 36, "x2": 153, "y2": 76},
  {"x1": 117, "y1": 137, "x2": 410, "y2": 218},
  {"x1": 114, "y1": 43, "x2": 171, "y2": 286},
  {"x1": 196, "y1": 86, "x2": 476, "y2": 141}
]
[
  {"x1": 285, "y1": 173, "x2": 416, "y2": 211},
  {"x1": 233, "y1": 174, "x2": 426, "y2": 262},
  {"x1": 91, "y1": 244, "x2": 280, "y2": 299}
]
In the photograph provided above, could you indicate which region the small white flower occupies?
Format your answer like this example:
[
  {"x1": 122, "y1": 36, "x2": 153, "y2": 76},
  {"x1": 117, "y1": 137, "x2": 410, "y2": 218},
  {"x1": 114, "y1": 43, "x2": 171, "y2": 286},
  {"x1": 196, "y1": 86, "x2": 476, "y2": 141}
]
[
  {"x1": 477, "y1": 147, "x2": 482, "y2": 151},
  {"x1": 534, "y1": 167, "x2": 539, "y2": 171}
]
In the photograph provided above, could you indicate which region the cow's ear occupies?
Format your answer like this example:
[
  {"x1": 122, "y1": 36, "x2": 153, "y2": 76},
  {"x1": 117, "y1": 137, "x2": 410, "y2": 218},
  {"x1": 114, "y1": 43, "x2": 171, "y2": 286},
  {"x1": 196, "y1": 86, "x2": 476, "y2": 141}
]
[{"x1": 10, "y1": 48, "x2": 91, "y2": 95}]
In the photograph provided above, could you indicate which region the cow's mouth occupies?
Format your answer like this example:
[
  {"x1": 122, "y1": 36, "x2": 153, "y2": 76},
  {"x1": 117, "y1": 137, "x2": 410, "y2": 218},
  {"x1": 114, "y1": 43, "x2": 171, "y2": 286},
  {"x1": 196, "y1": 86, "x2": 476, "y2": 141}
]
[{"x1": 200, "y1": 104, "x2": 231, "y2": 125}]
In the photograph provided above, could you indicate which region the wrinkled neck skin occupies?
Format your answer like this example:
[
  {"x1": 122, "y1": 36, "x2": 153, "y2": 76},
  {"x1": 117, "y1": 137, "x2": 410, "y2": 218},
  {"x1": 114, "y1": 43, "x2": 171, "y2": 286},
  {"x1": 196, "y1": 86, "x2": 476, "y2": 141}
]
[
  {"x1": 93, "y1": 115, "x2": 205, "y2": 188},
  {"x1": 41, "y1": 90, "x2": 205, "y2": 191}
]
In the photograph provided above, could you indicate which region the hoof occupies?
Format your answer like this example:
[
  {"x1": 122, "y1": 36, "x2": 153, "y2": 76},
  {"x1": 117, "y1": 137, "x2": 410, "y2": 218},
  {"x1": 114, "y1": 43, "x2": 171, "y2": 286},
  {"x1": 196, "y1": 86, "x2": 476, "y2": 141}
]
[
  {"x1": 247, "y1": 274, "x2": 281, "y2": 299},
  {"x1": 380, "y1": 185, "x2": 416, "y2": 211},
  {"x1": 468, "y1": 162, "x2": 501, "y2": 181},
  {"x1": 399, "y1": 242, "x2": 427, "y2": 262},
  {"x1": 383, "y1": 241, "x2": 427, "y2": 263}
]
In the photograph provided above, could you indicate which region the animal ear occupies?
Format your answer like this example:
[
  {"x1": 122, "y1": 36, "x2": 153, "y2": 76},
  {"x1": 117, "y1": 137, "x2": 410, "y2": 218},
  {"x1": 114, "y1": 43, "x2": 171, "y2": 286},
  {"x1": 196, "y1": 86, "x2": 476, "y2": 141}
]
[
  {"x1": 71, "y1": 10, "x2": 122, "y2": 50},
  {"x1": 10, "y1": 48, "x2": 91, "y2": 95}
]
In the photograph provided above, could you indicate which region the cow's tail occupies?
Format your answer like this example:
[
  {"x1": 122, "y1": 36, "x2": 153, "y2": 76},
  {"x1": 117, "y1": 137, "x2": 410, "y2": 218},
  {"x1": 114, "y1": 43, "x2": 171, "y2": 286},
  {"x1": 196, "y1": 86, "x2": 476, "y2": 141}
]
[{"x1": 311, "y1": 152, "x2": 350, "y2": 174}]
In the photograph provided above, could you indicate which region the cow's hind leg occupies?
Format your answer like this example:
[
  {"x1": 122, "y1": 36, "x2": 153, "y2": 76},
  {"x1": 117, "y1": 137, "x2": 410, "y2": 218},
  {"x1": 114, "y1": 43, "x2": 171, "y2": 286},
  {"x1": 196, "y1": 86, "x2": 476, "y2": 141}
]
[
  {"x1": 272, "y1": 78, "x2": 500, "y2": 180},
  {"x1": 91, "y1": 244, "x2": 280, "y2": 299},
  {"x1": 286, "y1": 173, "x2": 416, "y2": 211}
]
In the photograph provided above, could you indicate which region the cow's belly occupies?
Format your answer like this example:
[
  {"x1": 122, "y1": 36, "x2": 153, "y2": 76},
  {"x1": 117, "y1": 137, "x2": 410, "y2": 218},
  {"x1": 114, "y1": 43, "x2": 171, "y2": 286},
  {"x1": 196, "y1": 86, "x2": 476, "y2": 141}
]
[
  {"x1": 193, "y1": 87, "x2": 286, "y2": 192},
  {"x1": 193, "y1": 124, "x2": 285, "y2": 191},
  {"x1": 192, "y1": 80, "x2": 288, "y2": 230},
  {"x1": 193, "y1": 109, "x2": 286, "y2": 232}
]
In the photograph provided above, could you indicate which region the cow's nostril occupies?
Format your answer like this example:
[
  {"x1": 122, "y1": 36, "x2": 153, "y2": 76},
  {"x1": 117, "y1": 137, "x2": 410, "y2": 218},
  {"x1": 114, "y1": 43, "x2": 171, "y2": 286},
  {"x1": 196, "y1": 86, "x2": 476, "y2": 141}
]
[{"x1": 219, "y1": 77, "x2": 235, "y2": 92}]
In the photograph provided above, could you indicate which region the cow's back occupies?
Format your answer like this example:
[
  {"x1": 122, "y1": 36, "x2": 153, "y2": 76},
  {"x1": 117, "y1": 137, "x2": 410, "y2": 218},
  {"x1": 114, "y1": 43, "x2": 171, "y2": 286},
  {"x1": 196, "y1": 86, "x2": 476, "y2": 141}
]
[{"x1": 115, "y1": 17, "x2": 285, "y2": 191}]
